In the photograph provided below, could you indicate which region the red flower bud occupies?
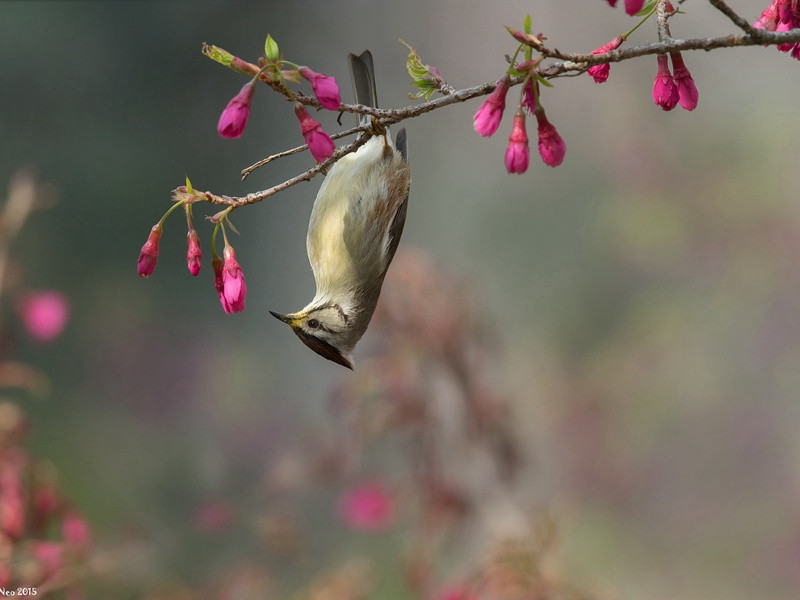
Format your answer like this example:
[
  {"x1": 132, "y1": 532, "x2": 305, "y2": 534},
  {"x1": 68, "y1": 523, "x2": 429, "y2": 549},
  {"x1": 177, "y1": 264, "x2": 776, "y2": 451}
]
[
  {"x1": 587, "y1": 36, "x2": 624, "y2": 84},
  {"x1": 217, "y1": 80, "x2": 256, "y2": 139},
  {"x1": 625, "y1": 0, "x2": 645, "y2": 15},
  {"x1": 215, "y1": 246, "x2": 247, "y2": 314},
  {"x1": 299, "y1": 66, "x2": 341, "y2": 110},
  {"x1": 652, "y1": 54, "x2": 679, "y2": 111},
  {"x1": 137, "y1": 224, "x2": 162, "y2": 277},
  {"x1": 294, "y1": 103, "x2": 335, "y2": 162},
  {"x1": 186, "y1": 229, "x2": 202, "y2": 276},
  {"x1": 473, "y1": 77, "x2": 510, "y2": 137},
  {"x1": 669, "y1": 52, "x2": 699, "y2": 111},
  {"x1": 535, "y1": 109, "x2": 566, "y2": 167},
  {"x1": 504, "y1": 110, "x2": 529, "y2": 174}
]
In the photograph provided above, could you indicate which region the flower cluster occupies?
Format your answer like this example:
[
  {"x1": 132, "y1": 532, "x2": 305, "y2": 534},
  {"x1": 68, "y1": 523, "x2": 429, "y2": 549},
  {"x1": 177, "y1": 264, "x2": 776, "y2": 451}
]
[
  {"x1": 652, "y1": 52, "x2": 698, "y2": 111},
  {"x1": 756, "y1": 0, "x2": 800, "y2": 59},
  {"x1": 473, "y1": 24, "x2": 567, "y2": 174},
  {"x1": 215, "y1": 35, "x2": 339, "y2": 163}
]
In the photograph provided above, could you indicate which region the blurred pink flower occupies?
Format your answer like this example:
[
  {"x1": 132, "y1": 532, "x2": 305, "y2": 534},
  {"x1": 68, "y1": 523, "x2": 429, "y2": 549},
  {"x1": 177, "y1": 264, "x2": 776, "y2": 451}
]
[
  {"x1": 193, "y1": 501, "x2": 234, "y2": 533},
  {"x1": 62, "y1": 510, "x2": 91, "y2": 550},
  {"x1": 337, "y1": 481, "x2": 395, "y2": 531},
  {"x1": 299, "y1": 66, "x2": 341, "y2": 110},
  {"x1": 625, "y1": 0, "x2": 645, "y2": 15},
  {"x1": 18, "y1": 291, "x2": 70, "y2": 343},
  {"x1": 217, "y1": 80, "x2": 256, "y2": 139},
  {"x1": 31, "y1": 541, "x2": 63, "y2": 579}
]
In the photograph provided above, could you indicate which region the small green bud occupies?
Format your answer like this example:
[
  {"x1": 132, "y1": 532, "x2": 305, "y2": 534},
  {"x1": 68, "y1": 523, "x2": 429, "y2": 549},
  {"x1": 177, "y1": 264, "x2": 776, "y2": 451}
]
[
  {"x1": 265, "y1": 34, "x2": 280, "y2": 63},
  {"x1": 201, "y1": 43, "x2": 234, "y2": 67}
]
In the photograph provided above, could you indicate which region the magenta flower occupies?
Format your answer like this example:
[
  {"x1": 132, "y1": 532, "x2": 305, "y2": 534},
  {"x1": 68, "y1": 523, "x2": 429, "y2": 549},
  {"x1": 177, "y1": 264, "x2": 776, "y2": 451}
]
[
  {"x1": 215, "y1": 246, "x2": 247, "y2": 314},
  {"x1": 299, "y1": 66, "x2": 341, "y2": 110},
  {"x1": 217, "y1": 80, "x2": 256, "y2": 139},
  {"x1": 337, "y1": 481, "x2": 395, "y2": 531},
  {"x1": 606, "y1": 0, "x2": 618, "y2": 6},
  {"x1": 137, "y1": 224, "x2": 162, "y2": 277},
  {"x1": 522, "y1": 77, "x2": 539, "y2": 114},
  {"x1": 669, "y1": 52, "x2": 699, "y2": 111},
  {"x1": 755, "y1": 1, "x2": 780, "y2": 30},
  {"x1": 587, "y1": 36, "x2": 624, "y2": 83},
  {"x1": 776, "y1": 21, "x2": 795, "y2": 52},
  {"x1": 625, "y1": 0, "x2": 645, "y2": 15},
  {"x1": 473, "y1": 76, "x2": 510, "y2": 137},
  {"x1": 17, "y1": 291, "x2": 70, "y2": 343},
  {"x1": 62, "y1": 511, "x2": 91, "y2": 550},
  {"x1": 187, "y1": 228, "x2": 202, "y2": 276},
  {"x1": 294, "y1": 103, "x2": 335, "y2": 162},
  {"x1": 504, "y1": 110, "x2": 529, "y2": 174},
  {"x1": 652, "y1": 54, "x2": 679, "y2": 111},
  {"x1": 535, "y1": 109, "x2": 566, "y2": 167}
]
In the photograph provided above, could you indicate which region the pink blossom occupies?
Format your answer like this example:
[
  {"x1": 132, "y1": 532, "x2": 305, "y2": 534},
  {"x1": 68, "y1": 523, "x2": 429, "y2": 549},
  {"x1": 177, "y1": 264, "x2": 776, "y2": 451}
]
[
  {"x1": 294, "y1": 104, "x2": 335, "y2": 162},
  {"x1": 669, "y1": 52, "x2": 699, "y2": 111},
  {"x1": 606, "y1": 0, "x2": 618, "y2": 6},
  {"x1": 337, "y1": 481, "x2": 395, "y2": 531},
  {"x1": 299, "y1": 66, "x2": 341, "y2": 110},
  {"x1": 215, "y1": 246, "x2": 247, "y2": 314},
  {"x1": 755, "y1": 2, "x2": 780, "y2": 30},
  {"x1": 625, "y1": 0, "x2": 645, "y2": 15},
  {"x1": 18, "y1": 291, "x2": 70, "y2": 342},
  {"x1": 217, "y1": 81, "x2": 256, "y2": 139},
  {"x1": 791, "y1": 42, "x2": 800, "y2": 59},
  {"x1": 652, "y1": 54, "x2": 679, "y2": 111},
  {"x1": 473, "y1": 77, "x2": 510, "y2": 137},
  {"x1": 187, "y1": 229, "x2": 202, "y2": 276},
  {"x1": 504, "y1": 110, "x2": 529, "y2": 174},
  {"x1": 137, "y1": 224, "x2": 162, "y2": 277},
  {"x1": 535, "y1": 109, "x2": 566, "y2": 167},
  {"x1": 522, "y1": 78, "x2": 539, "y2": 114},
  {"x1": 587, "y1": 36, "x2": 624, "y2": 83},
  {"x1": 31, "y1": 541, "x2": 63, "y2": 580},
  {"x1": 776, "y1": 21, "x2": 795, "y2": 51}
]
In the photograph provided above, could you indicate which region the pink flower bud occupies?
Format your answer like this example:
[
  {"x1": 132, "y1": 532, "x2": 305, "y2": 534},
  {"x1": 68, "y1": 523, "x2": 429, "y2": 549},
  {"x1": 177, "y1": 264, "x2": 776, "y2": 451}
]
[
  {"x1": 216, "y1": 246, "x2": 247, "y2": 314},
  {"x1": 523, "y1": 78, "x2": 539, "y2": 114},
  {"x1": 294, "y1": 104, "x2": 335, "y2": 162},
  {"x1": 337, "y1": 481, "x2": 395, "y2": 531},
  {"x1": 62, "y1": 510, "x2": 91, "y2": 550},
  {"x1": 17, "y1": 291, "x2": 70, "y2": 343},
  {"x1": 137, "y1": 224, "x2": 162, "y2": 277},
  {"x1": 587, "y1": 36, "x2": 624, "y2": 84},
  {"x1": 535, "y1": 109, "x2": 566, "y2": 167},
  {"x1": 669, "y1": 52, "x2": 699, "y2": 111},
  {"x1": 504, "y1": 110, "x2": 529, "y2": 174},
  {"x1": 473, "y1": 77, "x2": 510, "y2": 137},
  {"x1": 298, "y1": 66, "x2": 341, "y2": 110},
  {"x1": 625, "y1": 0, "x2": 645, "y2": 15},
  {"x1": 755, "y1": 2, "x2": 780, "y2": 30},
  {"x1": 606, "y1": 0, "x2": 618, "y2": 6},
  {"x1": 652, "y1": 54, "x2": 679, "y2": 111},
  {"x1": 217, "y1": 81, "x2": 256, "y2": 139},
  {"x1": 187, "y1": 229, "x2": 202, "y2": 276}
]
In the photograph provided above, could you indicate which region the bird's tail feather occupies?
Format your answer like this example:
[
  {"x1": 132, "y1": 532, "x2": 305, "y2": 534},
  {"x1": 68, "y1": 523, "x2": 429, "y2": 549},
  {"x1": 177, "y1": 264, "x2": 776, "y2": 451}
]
[{"x1": 348, "y1": 50, "x2": 377, "y2": 126}]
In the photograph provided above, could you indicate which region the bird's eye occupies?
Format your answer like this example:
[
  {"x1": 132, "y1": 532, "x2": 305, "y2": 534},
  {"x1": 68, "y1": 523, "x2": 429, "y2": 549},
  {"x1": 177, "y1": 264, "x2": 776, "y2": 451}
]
[{"x1": 308, "y1": 318, "x2": 320, "y2": 329}]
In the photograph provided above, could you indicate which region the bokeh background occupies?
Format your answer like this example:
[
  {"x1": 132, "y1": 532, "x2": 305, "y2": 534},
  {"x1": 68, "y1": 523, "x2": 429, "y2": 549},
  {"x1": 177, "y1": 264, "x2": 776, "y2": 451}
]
[{"x1": 2, "y1": 0, "x2": 800, "y2": 598}]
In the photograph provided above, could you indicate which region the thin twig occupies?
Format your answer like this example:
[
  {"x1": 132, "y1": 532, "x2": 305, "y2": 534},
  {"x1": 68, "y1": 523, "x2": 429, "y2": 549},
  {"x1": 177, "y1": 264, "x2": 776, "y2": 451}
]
[{"x1": 707, "y1": 0, "x2": 762, "y2": 37}]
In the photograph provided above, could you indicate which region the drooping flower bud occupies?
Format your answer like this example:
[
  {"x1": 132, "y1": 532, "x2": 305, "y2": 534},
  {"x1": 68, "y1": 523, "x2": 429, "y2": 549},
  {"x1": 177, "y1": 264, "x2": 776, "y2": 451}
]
[
  {"x1": 294, "y1": 103, "x2": 335, "y2": 162},
  {"x1": 473, "y1": 76, "x2": 510, "y2": 137},
  {"x1": 652, "y1": 54, "x2": 679, "y2": 111},
  {"x1": 587, "y1": 36, "x2": 625, "y2": 84},
  {"x1": 17, "y1": 291, "x2": 70, "y2": 343},
  {"x1": 298, "y1": 66, "x2": 341, "y2": 110},
  {"x1": 535, "y1": 108, "x2": 566, "y2": 167},
  {"x1": 216, "y1": 245, "x2": 247, "y2": 314},
  {"x1": 187, "y1": 229, "x2": 202, "y2": 276},
  {"x1": 625, "y1": 0, "x2": 645, "y2": 15},
  {"x1": 669, "y1": 52, "x2": 699, "y2": 111},
  {"x1": 504, "y1": 110, "x2": 530, "y2": 174},
  {"x1": 137, "y1": 224, "x2": 162, "y2": 277},
  {"x1": 523, "y1": 78, "x2": 539, "y2": 114},
  {"x1": 217, "y1": 80, "x2": 256, "y2": 139}
]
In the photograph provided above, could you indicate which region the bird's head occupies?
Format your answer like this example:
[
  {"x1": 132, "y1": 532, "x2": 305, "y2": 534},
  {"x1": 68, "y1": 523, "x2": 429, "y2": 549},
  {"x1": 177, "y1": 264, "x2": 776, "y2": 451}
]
[{"x1": 269, "y1": 304, "x2": 354, "y2": 370}]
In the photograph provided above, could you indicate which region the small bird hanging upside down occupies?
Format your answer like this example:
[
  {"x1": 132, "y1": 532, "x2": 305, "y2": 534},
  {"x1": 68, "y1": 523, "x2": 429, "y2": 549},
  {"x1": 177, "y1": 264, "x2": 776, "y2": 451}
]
[{"x1": 270, "y1": 50, "x2": 411, "y2": 369}]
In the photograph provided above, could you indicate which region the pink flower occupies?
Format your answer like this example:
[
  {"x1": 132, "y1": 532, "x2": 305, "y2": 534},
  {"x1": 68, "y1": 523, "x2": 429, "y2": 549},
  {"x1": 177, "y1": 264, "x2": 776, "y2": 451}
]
[
  {"x1": 587, "y1": 36, "x2": 624, "y2": 83},
  {"x1": 18, "y1": 291, "x2": 70, "y2": 342},
  {"x1": 522, "y1": 78, "x2": 539, "y2": 113},
  {"x1": 137, "y1": 224, "x2": 162, "y2": 277},
  {"x1": 776, "y1": 21, "x2": 795, "y2": 51},
  {"x1": 187, "y1": 229, "x2": 202, "y2": 276},
  {"x1": 62, "y1": 511, "x2": 91, "y2": 550},
  {"x1": 606, "y1": 0, "x2": 618, "y2": 6},
  {"x1": 504, "y1": 110, "x2": 529, "y2": 174},
  {"x1": 217, "y1": 80, "x2": 256, "y2": 139},
  {"x1": 337, "y1": 481, "x2": 395, "y2": 531},
  {"x1": 755, "y1": 1, "x2": 780, "y2": 30},
  {"x1": 215, "y1": 246, "x2": 247, "y2": 314},
  {"x1": 294, "y1": 104, "x2": 335, "y2": 162},
  {"x1": 473, "y1": 76, "x2": 510, "y2": 137},
  {"x1": 669, "y1": 52, "x2": 699, "y2": 111},
  {"x1": 535, "y1": 109, "x2": 566, "y2": 167},
  {"x1": 299, "y1": 66, "x2": 341, "y2": 110},
  {"x1": 625, "y1": 0, "x2": 645, "y2": 15},
  {"x1": 652, "y1": 54, "x2": 679, "y2": 111}
]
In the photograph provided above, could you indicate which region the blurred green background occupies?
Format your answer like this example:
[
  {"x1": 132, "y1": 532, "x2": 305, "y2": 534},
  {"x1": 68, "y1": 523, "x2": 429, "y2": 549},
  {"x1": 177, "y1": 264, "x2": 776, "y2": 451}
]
[{"x1": 2, "y1": 0, "x2": 800, "y2": 598}]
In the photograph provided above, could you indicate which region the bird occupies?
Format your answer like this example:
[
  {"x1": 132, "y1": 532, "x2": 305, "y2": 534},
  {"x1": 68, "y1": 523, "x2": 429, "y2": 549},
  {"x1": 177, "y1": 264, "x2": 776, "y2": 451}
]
[{"x1": 270, "y1": 50, "x2": 411, "y2": 370}]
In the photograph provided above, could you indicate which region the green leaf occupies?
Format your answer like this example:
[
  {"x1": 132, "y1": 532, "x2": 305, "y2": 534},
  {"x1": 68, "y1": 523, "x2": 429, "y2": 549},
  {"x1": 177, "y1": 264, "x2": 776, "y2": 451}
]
[
  {"x1": 524, "y1": 14, "x2": 532, "y2": 35},
  {"x1": 637, "y1": 0, "x2": 657, "y2": 15},
  {"x1": 201, "y1": 43, "x2": 234, "y2": 67},
  {"x1": 399, "y1": 39, "x2": 442, "y2": 101},
  {"x1": 185, "y1": 175, "x2": 194, "y2": 193},
  {"x1": 264, "y1": 34, "x2": 280, "y2": 63}
]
